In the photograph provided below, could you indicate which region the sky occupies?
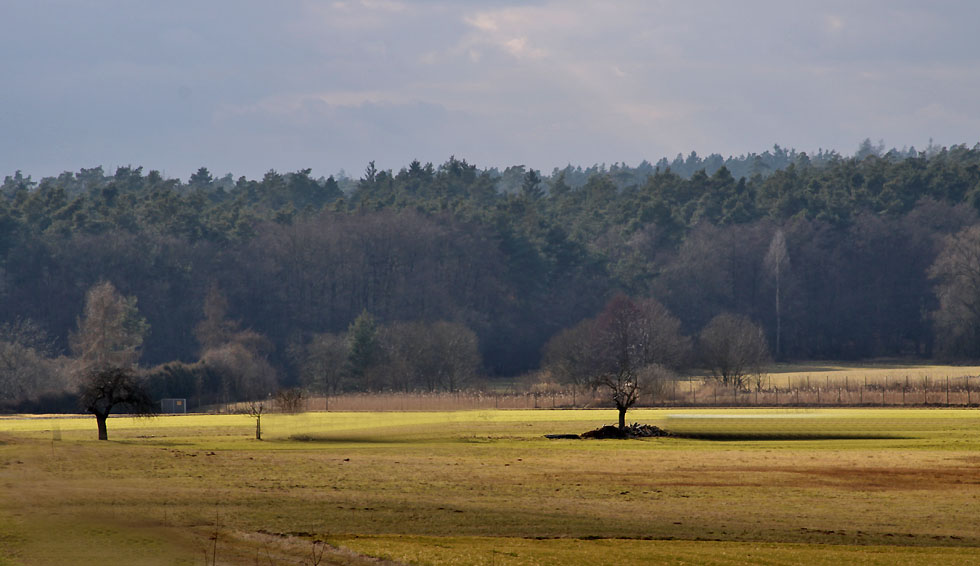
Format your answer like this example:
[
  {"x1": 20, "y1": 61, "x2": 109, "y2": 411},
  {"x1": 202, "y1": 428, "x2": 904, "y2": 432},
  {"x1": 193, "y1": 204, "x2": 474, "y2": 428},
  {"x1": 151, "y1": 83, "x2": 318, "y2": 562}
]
[{"x1": 3, "y1": 0, "x2": 980, "y2": 181}]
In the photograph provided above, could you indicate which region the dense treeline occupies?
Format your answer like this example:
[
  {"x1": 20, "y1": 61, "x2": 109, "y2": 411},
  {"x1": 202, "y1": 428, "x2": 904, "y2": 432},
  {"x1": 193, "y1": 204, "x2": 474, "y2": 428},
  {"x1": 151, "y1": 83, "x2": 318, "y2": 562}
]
[{"x1": 3, "y1": 142, "x2": 980, "y2": 404}]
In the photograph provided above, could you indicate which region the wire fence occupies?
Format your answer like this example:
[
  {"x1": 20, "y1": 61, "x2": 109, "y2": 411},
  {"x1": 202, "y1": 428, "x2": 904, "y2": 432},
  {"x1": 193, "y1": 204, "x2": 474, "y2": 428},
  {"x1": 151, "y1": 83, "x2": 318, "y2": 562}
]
[{"x1": 221, "y1": 375, "x2": 979, "y2": 413}]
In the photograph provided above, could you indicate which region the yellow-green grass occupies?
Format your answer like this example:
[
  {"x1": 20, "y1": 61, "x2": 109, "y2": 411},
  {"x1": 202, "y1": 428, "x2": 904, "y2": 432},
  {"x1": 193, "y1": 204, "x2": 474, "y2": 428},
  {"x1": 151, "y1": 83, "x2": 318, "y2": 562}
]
[
  {"x1": 760, "y1": 363, "x2": 980, "y2": 389},
  {"x1": 2, "y1": 409, "x2": 979, "y2": 565}
]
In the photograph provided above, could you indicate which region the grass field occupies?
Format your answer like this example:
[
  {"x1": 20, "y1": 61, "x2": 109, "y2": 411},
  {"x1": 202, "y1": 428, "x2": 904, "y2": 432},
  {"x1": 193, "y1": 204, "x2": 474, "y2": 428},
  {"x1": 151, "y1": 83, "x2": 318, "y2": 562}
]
[
  {"x1": 763, "y1": 363, "x2": 980, "y2": 387},
  {"x1": 1, "y1": 408, "x2": 979, "y2": 565}
]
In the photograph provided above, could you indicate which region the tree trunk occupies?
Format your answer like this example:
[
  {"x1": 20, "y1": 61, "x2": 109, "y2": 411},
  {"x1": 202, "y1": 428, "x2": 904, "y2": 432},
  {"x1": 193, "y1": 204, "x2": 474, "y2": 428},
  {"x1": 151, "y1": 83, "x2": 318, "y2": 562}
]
[
  {"x1": 618, "y1": 405, "x2": 627, "y2": 430},
  {"x1": 255, "y1": 415, "x2": 262, "y2": 441},
  {"x1": 96, "y1": 412, "x2": 109, "y2": 441},
  {"x1": 775, "y1": 268, "x2": 781, "y2": 360}
]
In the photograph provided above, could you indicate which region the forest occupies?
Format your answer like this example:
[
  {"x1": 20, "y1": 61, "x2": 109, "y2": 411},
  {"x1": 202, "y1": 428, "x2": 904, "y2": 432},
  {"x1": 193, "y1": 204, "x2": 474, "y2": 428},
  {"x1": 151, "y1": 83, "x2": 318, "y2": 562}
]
[{"x1": 3, "y1": 141, "x2": 980, "y2": 408}]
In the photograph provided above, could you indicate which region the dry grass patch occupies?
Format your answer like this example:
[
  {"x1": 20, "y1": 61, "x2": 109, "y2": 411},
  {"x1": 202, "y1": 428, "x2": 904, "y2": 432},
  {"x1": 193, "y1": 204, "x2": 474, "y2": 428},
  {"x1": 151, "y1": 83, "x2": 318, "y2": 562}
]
[{"x1": 334, "y1": 535, "x2": 980, "y2": 566}]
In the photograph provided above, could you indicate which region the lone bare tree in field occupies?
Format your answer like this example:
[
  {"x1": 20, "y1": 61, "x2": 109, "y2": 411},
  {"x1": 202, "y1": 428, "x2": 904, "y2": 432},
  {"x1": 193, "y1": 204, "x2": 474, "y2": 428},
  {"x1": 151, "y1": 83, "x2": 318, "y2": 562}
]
[
  {"x1": 71, "y1": 281, "x2": 153, "y2": 439},
  {"x1": 545, "y1": 295, "x2": 689, "y2": 429},
  {"x1": 243, "y1": 401, "x2": 265, "y2": 440},
  {"x1": 79, "y1": 366, "x2": 156, "y2": 440},
  {"x1": 593, "y1": 296, "x2": 688, "y2": 428}
]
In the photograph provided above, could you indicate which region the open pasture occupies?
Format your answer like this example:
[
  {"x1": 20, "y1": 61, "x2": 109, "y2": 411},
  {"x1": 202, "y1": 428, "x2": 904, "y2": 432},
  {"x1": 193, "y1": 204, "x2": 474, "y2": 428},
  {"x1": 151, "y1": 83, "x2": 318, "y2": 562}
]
[
  {"x1": 1, "y1": 408, "x2": 979, "y2": 565},
  {"x1": 763, "y1": 363, "x2": 980, "y2": 389}
]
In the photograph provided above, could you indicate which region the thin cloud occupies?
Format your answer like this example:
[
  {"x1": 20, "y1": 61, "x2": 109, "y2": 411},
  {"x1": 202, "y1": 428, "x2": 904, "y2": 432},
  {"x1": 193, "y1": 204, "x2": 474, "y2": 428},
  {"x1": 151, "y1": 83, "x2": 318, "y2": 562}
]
[{"x1": 1, "y1": 1, "x2": 979, "y2": 179}]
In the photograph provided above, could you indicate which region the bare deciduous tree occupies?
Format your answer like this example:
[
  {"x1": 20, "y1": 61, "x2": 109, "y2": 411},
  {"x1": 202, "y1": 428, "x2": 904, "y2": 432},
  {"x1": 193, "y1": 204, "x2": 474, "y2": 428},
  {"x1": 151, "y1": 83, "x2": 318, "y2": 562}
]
[
  {"x1": 544, "y1": 295, "x2": 689, "y2": 429},
  {"x1": 765, "y1": 228, "x2": 790, "y2": 360},
  {"x1": 242, "y1": 400, "x2": 265, "y2": 440},
  {"x1": 698, "y1": 313, "x2": 770, "y2": 389},
  {"x1": 0, "y1": 319, "x2": 59, "y2": 402},
  {"x1": 541, "y1": 319, "x2": 602, "y2": 391},
  {"x1": 295, "y1": 332, "x2": 349, "y2": 394},
  {"x1": 78, "y1": 366, "x2": 155, "y2": 440},
  {"x1": 194, "y1": 282, "x2": 238, "y2": 353},
  {"x1": 69, "y1": 280, "x2": 148, "y2": 376},
  {"x1": 592, "y1": 295, "x2": 689, "y2": 429},
  {"x1": 378, "y1": 321, "x2": 480, "y2": 392},
  {"x1": 930, "y1": 225, "x2": 980, "y2": 358},
  {"x1": 201, "y1": 339, "x2": 277, "y2": 403},
  {"x1": 69, "y1": 282, "x2": 154, "y2": 438}
]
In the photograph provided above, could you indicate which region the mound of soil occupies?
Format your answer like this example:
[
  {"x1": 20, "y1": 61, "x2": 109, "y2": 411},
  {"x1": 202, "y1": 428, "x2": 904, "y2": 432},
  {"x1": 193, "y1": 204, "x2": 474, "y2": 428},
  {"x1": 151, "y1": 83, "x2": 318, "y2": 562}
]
[{"x1": 580, "y1": 423, "x2": 670, "y2": 439}]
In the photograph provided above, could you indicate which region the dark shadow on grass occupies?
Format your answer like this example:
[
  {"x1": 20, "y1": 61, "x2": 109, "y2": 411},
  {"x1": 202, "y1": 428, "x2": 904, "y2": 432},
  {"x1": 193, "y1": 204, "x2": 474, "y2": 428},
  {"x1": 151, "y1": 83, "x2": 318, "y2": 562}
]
[
  {"x1": 287, "y1": 434, "x2": 429, "y2": 444},
  {"x1": 667, "y1": 432, "x2": 910, "y2": 441}
]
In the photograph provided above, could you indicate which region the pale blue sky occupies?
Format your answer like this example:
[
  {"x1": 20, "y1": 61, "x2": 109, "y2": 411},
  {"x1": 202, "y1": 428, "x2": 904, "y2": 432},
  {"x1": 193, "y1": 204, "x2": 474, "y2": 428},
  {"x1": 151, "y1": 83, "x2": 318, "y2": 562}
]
[{"x1": 3, "y1": 0, "x2": 979, "y2": 180}]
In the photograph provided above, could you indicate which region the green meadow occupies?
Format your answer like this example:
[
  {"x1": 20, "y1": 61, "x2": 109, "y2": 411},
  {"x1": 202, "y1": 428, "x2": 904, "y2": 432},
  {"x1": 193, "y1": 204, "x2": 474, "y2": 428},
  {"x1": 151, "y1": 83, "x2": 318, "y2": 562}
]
[{"x1": 1, "y1": 408, "x2": 979, "y2": 565}]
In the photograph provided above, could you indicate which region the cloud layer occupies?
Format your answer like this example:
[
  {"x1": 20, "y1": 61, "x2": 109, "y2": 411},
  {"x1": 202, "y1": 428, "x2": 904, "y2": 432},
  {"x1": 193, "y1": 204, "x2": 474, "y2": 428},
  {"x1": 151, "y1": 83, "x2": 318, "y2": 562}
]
[{"x1": 3, "y1": 1, "x2": 979, "y2": 180}]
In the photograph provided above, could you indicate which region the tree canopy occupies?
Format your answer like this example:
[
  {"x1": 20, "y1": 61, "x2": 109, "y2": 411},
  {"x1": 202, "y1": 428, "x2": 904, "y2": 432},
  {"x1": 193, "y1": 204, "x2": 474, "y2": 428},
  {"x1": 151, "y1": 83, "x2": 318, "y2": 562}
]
[{"x1": 3, "y1": 142, "x2": 980, "y2": 406}]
